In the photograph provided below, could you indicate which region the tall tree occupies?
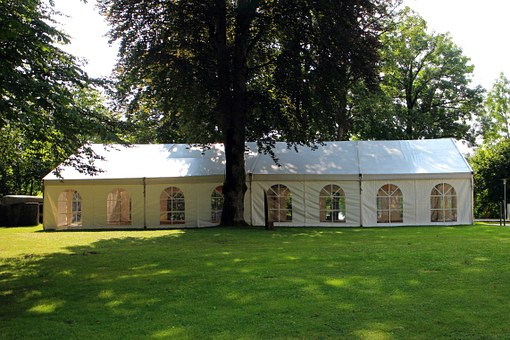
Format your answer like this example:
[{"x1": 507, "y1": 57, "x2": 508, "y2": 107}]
[
  {"x1": 479, "y1": 73, "x2": 510, "y2": 145},
  {"x1": 98, "y1": 0, "x2": 393, "y2": 226},
  {"x1": 0, "y1": 0, "x2": 121, "y2": 196},
  {"x1": 469, "y1": 139, "x2": 510, "y2": 218},
  {"x1": 351, "y1": 8, "x2": 483, "y2": 142}
]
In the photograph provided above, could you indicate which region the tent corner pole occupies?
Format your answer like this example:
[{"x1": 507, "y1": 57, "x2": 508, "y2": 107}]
[
  {"x1": 359, "y1": 173, "x2": 363, "y2": 227},
  {"x1": 143, "y1": 177, "x2": 147, "y2": 229},
  {"x1": 248, "y1": 173, "x2": 253, "y2": 226}
]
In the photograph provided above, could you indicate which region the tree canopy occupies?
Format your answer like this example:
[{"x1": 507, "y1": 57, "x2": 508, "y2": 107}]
[
  {"x1": 470, "y1": 73, "x2": 510, "y2": 218},
  {"x1": 98, "y1": 0, "x2": 395, "y2": 225},
  {"x1": 478, "y1": 73, "x2": 510, "y2": 145},
  {"x1": 0, "y1": 0, "x2": 121, "y2": 196},
  {"x1": 350, "y1": 8, "x2": 483, "y2": 142},
  {"x1": 469, "y1": 139, "x2": 510, "y2": 219}
]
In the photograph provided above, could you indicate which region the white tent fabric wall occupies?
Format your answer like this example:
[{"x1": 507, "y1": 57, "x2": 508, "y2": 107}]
[
  {"x1": 44, "y1": 178, "x2": 228, "y2": 229},
  {"x1": 248, "y1": 180, "x2": 362, "y2": 227},
  {"x1": 44, "y1": 179, "x2": 146, "y2": 230},
  {"x1": 43, "y1": 139, "x2": 473, "y2": 230},
  {"x1": 144, "y1": 178, "x2": 225, "y2": 228},
  {"x1": 360, "y1": 178, "x2": 472, "y2": 227}
]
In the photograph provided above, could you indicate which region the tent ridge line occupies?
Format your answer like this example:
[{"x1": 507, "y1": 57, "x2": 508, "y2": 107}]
[{"x1": 450, "y1": 138, "x2": 473, "y2": 172}]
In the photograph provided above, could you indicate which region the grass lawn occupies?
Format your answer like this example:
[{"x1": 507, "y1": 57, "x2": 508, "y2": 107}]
[{"x1": 1, "y1": 224, "x2": 510, "y2": 339}]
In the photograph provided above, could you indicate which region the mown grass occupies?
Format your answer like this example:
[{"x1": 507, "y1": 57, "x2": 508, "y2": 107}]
[{"x1": 1, "y1": 224, "x2": 510, "y2": 339}]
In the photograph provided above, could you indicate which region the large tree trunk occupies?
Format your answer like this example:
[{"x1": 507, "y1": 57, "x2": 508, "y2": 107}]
[
  {"x1": 218, "y1": 0, "x2": 255, "y2": 226},
  {"x1": 222, "y1": 125, "x2": 247, "y2": 226},
  {"x1": 405, "y1": 67, "x2": 415, "y2": 139},
  {"x1": 336, "y1": 80, "x2": 351, "y2": 141}
]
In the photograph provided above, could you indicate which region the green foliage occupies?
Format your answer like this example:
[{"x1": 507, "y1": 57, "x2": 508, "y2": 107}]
[
  {"x1": 1, "y1": 0, "x2": 83, "y2": 132},
  {"x1": 0, "y1": 126, "x2": 53, "y2": 195},
  {"x1": 98, "y1": 0, "x2": 395, "y2": 224},
  {"x1": 2, "y1": 225, "x2": 510, "y2": 338},
  {"x1": 479, "y1": 73, "x2": 510, "y2": 144},
  {"x1": 251, "y1": 0, "x2": 389, "y2": 141},
  {"x1": 351, "y1": 8, "x2": 483, "y2": 142},
  {"x1": 469, "y1": 139, "x2": 510, "y2": 218},
  {"x1": 0, "y1": 0, "x2": 123, "y2": 196},
  {"x1": 99, "y1": 0, "x2": 391, "y2": 144}
]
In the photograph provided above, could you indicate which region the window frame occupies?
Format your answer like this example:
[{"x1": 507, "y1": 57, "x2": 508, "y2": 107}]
[
  {"x1": 57, "y1": 190, "x2": 82, "y2": 227},
  {"x1": 267, "y1": 184, "x2": 292, "y2": 222},
  {"x1": 106, "y1": 188, "x2": 132, "y2": 225},
  {"x1": 319, "y1": 184, "x2": 346, "y2": 223},
  {"x1": 160, "y1": 186, "x2": 185, "y2": 225},
  {"x1": 376, "y1": 184, "x2": 403, "y2": 223},
  {"x1": 430, "y1": 183, "x2": 457, "y2": 222},
  {"x1": 211, "y1": 185, "x2": 223, "y2": 224}
]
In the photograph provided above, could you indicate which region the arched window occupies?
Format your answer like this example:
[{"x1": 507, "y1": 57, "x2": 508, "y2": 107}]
[
  {"x1": 160, "y1": 186, "x2": 185, "y2": 225},
  {"x1": 211, "y1": 186, "x2": 223, "y2": 224},
  {"x1": 57, "y1": 190, "x2": 82, "y2": 227},
  {"x1": 267, "y1": 184, "x2": 292, "y2": 222},
  {"x1": 377, "y1": 184, "x2": 403, "y2": 223},
  {"x1": 431, "y1": 183, "x2": 457, "y2": 222},
  {"x1": 107, "y1": 189, "x2": 131, "y2": 225},
  {"x1": 320, "y1": 185, "x2": 346, "y2": 222}
]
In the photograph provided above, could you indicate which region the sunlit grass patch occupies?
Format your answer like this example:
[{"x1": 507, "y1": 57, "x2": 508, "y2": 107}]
[
  {"x1": 0, "y1": 226, "x2": 184, "y2": 258},
  {"x1": 28, "y1": 300, "x2": 64, "y2": 314}
]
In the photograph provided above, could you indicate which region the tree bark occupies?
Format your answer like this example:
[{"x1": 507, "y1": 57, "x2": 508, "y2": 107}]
[
  {"x1": 217, "y1": 0, "x2": 255, "y2": 226},
  {"x1": 336, "y1": 84, "x2": 350, "y2": 141},
  {"x1": 333, "y1": 63, "x2": 351, "y2": 141},
  {"x1": 405, "y1": 66, "x2": 415, "y2": 139}
]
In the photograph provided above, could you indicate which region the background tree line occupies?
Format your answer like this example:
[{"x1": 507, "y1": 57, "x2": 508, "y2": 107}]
[{"x1": 1, "y1": 0, "x2": 508, "y2": 220}]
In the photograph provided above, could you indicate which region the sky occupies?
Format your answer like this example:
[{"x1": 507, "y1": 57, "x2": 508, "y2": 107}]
[
  {"x1": 53, "y1": 0, "x2": 510, "y2": 89},
  {"x1": 403, "y1": 0, "x2": 510, "y2": 89},
  {"x1": 53, "y1": 0, "x2": 117, "y2": 79}
]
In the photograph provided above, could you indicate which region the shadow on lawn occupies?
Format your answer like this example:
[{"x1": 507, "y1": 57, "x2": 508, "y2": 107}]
[{"x1": 1, "y1": 227, "x2": 510, "y2": 338}]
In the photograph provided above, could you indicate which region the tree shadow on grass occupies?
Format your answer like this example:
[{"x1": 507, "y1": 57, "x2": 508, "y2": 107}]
[{"x1": 1, "y1": 227, "x2": 510, "y2": 339}]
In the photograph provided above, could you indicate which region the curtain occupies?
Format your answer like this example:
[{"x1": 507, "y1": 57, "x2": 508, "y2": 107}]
[{"x1": 107, "y1": 189, "x2": 131, "y2": 225}]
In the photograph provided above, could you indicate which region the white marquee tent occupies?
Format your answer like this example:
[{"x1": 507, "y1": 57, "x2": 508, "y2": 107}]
[{"x1": 43, "y1": 139, "x2": 473, "y2": 230}]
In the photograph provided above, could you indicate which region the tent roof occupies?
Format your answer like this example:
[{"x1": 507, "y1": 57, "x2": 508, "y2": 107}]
[
  {"x1": 43, "y1": 138, "x2": 472, "y2": 181},
  {"x1": 358, "y1": 139, "x2": 471, "y2": 176}
]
